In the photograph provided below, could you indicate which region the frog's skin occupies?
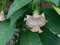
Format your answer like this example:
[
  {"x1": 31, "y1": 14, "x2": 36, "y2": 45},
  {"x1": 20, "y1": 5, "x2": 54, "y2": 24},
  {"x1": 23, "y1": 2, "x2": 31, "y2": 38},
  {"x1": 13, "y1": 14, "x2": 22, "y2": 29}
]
[
  {"x1": 25, "y1": 13, "x2": 47, "y2": 33},
  {"x1": 0, "y1": 11, "x2": 5, "y2": 21}
]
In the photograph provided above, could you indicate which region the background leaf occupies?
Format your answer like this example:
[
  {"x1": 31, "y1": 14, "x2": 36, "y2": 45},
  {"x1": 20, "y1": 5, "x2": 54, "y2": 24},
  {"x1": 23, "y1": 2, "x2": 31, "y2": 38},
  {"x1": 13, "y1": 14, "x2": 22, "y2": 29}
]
[
  {"x1": 45, "y1": 0, "x2": 60, "y2": 6},
  {"x1": 10, "y1": 3, "x2": 32, "y2": 26},
  {"x1": 44, "y1": 8, "x2": 60, "y2": 34},
  {"x1": 7, "y1": 0, "x2": 32, "y2": 18},
  {"x1": 52, "y1": 5, "x2": 60, "y2": 15},
  {"x1": 50, "y1": 0, "x2": 59, "y2": 6},
  {"x1": 20, "y1": 31, "x2": 43, "y2": 45},
  {"x1": 58, "y1": 0, "x2": 60, "y2": 8},
  {"x1": 39, "y1": 26, "x2": 60, "y2": 45},
  {"x1": 0, "y1": 21, "x2": 15, "y2": 45}
]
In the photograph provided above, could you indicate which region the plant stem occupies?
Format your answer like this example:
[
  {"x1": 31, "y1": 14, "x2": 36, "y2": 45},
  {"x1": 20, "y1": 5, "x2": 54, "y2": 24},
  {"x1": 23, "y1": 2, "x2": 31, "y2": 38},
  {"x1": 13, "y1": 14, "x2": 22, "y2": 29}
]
[
  {"x1": 32, "y1": 0, "x2": 40, "y2": 17},
  {"x1": 1, "y1": 0, "x2": 7, "y2": 11},
  {"x1": 40, "y1": 0, "x2": 44, "y2": 12}
]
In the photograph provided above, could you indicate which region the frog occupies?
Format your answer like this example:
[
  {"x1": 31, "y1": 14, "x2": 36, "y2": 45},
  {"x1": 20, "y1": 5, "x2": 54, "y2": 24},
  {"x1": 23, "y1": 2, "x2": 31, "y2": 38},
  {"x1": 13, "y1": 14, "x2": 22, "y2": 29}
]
[{"x1": 25, "y1": 13, "x2": 47, "y2": 33}]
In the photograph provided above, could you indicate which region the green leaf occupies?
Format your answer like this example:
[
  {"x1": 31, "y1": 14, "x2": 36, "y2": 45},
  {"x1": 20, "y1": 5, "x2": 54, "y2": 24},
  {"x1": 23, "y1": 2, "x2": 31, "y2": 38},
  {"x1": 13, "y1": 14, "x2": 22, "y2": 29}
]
[
  {"x1": 44, "y1": 8, "x2": 60, "y2": 34},
  {"x1": 58, "y1": 1, "x2": 60, "y2": 8},
  {"x1": 10, "y1": 4, "x2": 31, "y2": 26},
  {"x1": 0, "y1": 21, "x2": 15, "y2": 45},
  {"x1": 45, "y1": 0, "x2": 60, "y2": 6},
  {"x1": 39, "y1": 26, "x2": 60, "y2": 45},
  {"x1": 20, "y1": 31, "x2": 43, "y2": 45},
  {"x1": 50, "y1": 0, "x2": 59, "y2": 6},
  {"x1": 7, "y1": 0, "x2": 32, "y2": 19},
  {"x1": 10, "y1": 8, "x2": 25, "y2": 26},
  {"x1": 52, "y1": 5, "x2": 60, "y2": 15}
]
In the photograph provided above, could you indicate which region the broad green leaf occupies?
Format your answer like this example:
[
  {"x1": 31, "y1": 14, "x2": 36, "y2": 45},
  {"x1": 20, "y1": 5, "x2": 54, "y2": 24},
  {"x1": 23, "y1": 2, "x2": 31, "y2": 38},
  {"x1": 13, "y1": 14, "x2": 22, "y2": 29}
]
[
  {"x1": 20, "y1": 31, "x2": 43, "y2": 45},
  {"x1": 7, "y1": 0, "x2": 32, "y2": 18},
  {"x1": 50, "y1": 0, "x2": 59, "y2": 6},
  {"x1": 44, "y1": 8, "x2": 60, "y2": 34},
  {"x1": 58, "y1": 1, "x2": 60, "y2": 8},
  {"x1": 52, "y1": 5, "x2": 60, "y2": 15},
  {"x1": 10, "y1": 8, "x2": 25, "y2": 26},
  {"x1": 10, "y1": 4, "x2": 31, "y2": 26},
  {"x1": 0, "y1": 21, "x2": 15, "y2": 45},
  {"x1": 45, "y1": 0, "x2": 59, "y2": 6},
  {"x1": 39, "y1": 26, "x2": 60, "y2": 45}
]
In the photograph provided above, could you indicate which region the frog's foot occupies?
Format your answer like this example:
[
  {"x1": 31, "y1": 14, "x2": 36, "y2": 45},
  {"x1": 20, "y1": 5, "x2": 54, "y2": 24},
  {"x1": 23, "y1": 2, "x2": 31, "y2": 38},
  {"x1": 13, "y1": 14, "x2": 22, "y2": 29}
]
[{"x1": 30, "y1": 26, "x2": 43, "y2": 33}]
